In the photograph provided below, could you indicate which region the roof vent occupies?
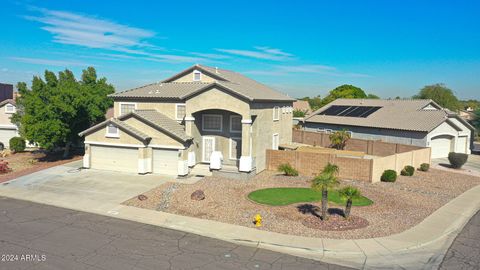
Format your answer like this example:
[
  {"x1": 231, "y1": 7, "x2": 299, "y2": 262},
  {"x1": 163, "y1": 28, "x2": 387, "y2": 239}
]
[{"x1": 215, "y1": 67, "x2": 219, "y2": 74}]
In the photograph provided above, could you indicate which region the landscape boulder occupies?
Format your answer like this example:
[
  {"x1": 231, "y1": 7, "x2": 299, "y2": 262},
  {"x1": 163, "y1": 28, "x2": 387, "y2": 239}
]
[{"x1": 191, "y1": 190, "x2": 205, "y2": 201}]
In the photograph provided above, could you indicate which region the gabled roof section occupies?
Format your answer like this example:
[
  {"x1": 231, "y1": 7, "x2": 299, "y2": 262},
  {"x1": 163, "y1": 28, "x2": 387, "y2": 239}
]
[
  {"x1": 109, "y1": 64, "x2": 294, "y2": 102},
  {"x1": 305, "y1": 99, "x2": 456, "y2": 132},
  {"x1": 0, "y1": 99, "x2": 16, "y2": 107},
  {"x1": 78, "y1": 118, "x2": 151, "y2": 143},
  {"x1": 119, "y1": 110, "x2": 191, "y2": 142}
]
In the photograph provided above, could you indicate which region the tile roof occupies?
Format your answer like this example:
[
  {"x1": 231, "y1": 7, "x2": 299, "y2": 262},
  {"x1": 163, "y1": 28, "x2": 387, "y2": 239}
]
[
  {"x1": 78, "y1": 118, "x2": 151, "y2": 142},
  {"x1": 120, "y1": 110, "x2": 191, "y2": 142},
  {"x1": 110, "y1": 65, "x2": 294, "y2": 102},
  {"x1": 304, "y1": 99, "x2": 458, "y2": 132},
  {"x1": 0, "y1": 99, "x2": 15, "y2": 107}
]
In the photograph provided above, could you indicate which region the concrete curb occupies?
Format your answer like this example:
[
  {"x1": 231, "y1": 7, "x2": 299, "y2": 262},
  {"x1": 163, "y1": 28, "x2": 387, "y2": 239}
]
[{"x1": 0, "y1": 170, "x2": 479, "y2": 269}]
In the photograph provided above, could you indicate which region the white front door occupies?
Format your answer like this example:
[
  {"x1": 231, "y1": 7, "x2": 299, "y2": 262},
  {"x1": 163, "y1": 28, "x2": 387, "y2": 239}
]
[{"x1": 202, "y1": 137, "x2": 215, "y2": 163}]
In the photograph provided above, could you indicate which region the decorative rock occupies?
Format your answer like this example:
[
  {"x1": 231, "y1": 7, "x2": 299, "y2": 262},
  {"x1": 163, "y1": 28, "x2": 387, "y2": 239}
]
[
  {"x1": 138, "y1": 194, "x2": 148, "y2": 201},
  {"x1": 191, "y1": 190, "x2": 205, "y2": 201}
]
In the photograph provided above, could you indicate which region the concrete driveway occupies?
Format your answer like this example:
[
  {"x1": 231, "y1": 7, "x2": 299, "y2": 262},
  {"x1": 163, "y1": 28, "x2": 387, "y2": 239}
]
[
  {"x1": 0, "y1": 160, "x2": 171, "y2": 205},
  {"x1": 432, "y1": 154, "x2": 480, "y2": 176}
]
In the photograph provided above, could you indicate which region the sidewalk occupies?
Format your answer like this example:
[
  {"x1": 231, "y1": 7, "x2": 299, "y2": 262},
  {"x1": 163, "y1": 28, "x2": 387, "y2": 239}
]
[{"x1": 1, "y1": 174, "x2": 479, "y2": 269}]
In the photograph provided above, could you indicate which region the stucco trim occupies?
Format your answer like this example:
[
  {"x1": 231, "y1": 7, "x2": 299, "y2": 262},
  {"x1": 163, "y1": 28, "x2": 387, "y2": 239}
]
[
  {"x1": 84, "y1": 141, "x2": 145, "y2": 148},
  {"x1": 161, "y1": 65, "x2": 225, "y2": 83},
  {"x1": 149, "y1": 144, "x2": 185, "y2": 150}
]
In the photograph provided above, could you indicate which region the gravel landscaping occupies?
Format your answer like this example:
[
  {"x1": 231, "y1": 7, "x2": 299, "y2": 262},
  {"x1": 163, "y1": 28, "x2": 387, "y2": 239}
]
[{"x1": 123, "y1": 168, "x2": 480, "y2": 239}]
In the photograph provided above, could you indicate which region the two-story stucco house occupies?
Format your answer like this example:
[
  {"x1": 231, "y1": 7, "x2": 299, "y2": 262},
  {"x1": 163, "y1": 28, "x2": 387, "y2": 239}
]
[
  {"x1": 79, "y1": 65, "x2": 294, "y2": 176},
  {"x1": 0, "y1": 99, "x2": 19, "y2": 149}
]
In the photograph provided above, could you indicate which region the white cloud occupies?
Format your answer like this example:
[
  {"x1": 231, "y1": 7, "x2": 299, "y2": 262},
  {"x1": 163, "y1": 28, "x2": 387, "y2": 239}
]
[
  {"x1": 189, "y1": 52, "x2": 231, "y2": 60},
  {"x1": 10, "y1": 57, "x2": 90, "y2": 67},
  {"x1": 215, "y1": 47, "x2": 293, "y2": 61}
]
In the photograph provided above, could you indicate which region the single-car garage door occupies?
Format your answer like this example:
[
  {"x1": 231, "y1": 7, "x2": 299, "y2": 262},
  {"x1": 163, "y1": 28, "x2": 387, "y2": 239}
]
[
  {"x1": 153, "y1": 149, "x2": 179, "y2": 175},
  {"x1": 91, "y1": 145, "x2": 138, "y2": 173},
  {"x1": 0, "y1": 128, "x2": 17, "y2": 148},
  {"x1": 430, "y1": 135, "x2": 454, "y2": 159}
]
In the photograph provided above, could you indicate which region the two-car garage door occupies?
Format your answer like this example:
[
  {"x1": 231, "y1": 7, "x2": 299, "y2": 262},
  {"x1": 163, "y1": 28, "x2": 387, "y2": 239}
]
[
  {"x1": 90, "y1": 145, "x2": 179, "y2": 175},
  {"x1": 91, "y1": 145, "x2": 138, "y2": 173}
]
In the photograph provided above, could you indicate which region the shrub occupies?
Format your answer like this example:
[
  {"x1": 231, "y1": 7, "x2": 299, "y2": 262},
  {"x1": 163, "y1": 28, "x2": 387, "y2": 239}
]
[
  {"x1": 448, "y1": 152, "x2": 468, "y2": 169},
  {"x1": 419, "y1": 163, "x2": 430, "y2": 172},
  {"x1": 381, "y1": 170, "x2": 397, "y2": 182},
  {"x1": 9, "y1": 137, "x2": 26, "y2": 153},
  {"x1": 278, "y1": 163, "x2": 299, "y2": 176},
  {"x1": 400, "y1": 165, "x2": 415, "y2": 176},
  {"x1": 0, "y1": 160, "x2": 11, "y2": 174}
]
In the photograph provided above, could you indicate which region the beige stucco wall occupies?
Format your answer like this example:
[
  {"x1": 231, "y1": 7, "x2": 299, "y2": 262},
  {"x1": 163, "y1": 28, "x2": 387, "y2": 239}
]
[
  {"x1": 250, "y1": 102, "x2": 293, "y2": 172},
  {"x1": 172, "y1": 70, "x2": 217, "y2": 83},
  {"x1": 185, "y1": 87, "x2": 250, "y2": 117},
  {"x1": 123, "y1": 117, "x2": 184, "y2": 148},
  {"x1": 113, "y1": 101, "x2": 179, "y2": 119},
  {"x1": 0, "y1": 103, "x2": 15, "y2": 126},
  {"x1": 84, "y1": 127, "x2": 143, "y2": 145}
]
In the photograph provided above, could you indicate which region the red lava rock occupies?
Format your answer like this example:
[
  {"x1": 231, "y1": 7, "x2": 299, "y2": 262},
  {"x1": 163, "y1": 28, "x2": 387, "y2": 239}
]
[
  {"x1": 191, "y1": 190, "x2": 206, "y2": 201},
  {"x1": 138, "y1": 194, "x2": 148, "y2": 201}
]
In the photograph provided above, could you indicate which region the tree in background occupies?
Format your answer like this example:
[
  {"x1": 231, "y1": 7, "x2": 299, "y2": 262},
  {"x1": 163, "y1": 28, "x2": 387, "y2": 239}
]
[
  {"x1": 460, "y1": 99, "x2": 480, "y2": 110},
  {"x1": 367, "y1": 93, "x2": 380, "y2": 99},
  {"x1": 321, "y1": 84, "x2": 367, "y2": 107},
  {"x1": 413, "y1": 84, "x2": 460, "y2": 111},
  {"x1": 293, "y1": 109, "x2": 308, "y2": 117},
  {"x1": 300, "y1": 95, "x2": 322, "y2": 111},
  {"x1": 329, "y1": 130, "x2": 351, "y2": 150},
  {"x1": 472, "y1": 109, "x2": 480, "y2": 133},
  {"x1": 12, "y1": 67, "x2": 114, "y2": 157}
]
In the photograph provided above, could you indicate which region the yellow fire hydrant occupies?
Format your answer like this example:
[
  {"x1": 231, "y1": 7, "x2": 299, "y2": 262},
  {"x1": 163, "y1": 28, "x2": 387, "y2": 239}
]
[{"x1": 254, "y1": 214, "x2": 262, "y2": 227}]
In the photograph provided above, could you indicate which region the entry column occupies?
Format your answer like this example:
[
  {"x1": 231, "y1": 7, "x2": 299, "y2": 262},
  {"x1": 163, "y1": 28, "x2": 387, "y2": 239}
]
[{"x1": 184, "y1": 115, "x2": 196, "y2": 167}]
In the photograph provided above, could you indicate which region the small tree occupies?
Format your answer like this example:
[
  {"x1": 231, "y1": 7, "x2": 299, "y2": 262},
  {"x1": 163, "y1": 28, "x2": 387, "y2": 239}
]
[
  {"x1": 293, "y1": 109, "x2": 308, "y2": 117},
  {"x1": 277, "y1": 163, "x2": 299, "y2": 176},
  {"x1": 338, "y1": 186, "x2": 361, "y2": 219},
  {"x1": 311, "y1": 163, "x2": 339, "y2": 220},
  {"x1": 9, "y1": 137, "x2": 26, "y2": 153},
  {"x1": 329, "y1": 130, "x2": 351, "y2": 150}
]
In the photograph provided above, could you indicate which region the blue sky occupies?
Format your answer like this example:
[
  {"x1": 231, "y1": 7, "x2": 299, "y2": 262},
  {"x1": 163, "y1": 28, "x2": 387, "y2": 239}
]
[{"x1": 0, "y1": 0, "x2": 479, "y2": 99}]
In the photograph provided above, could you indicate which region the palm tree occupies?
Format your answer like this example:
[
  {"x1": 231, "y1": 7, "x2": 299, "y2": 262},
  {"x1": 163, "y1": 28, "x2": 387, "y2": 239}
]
[
  {"x1": 311, "y1": 163, "x2": 339, "y2": 220},
  {"x1": 338, "y1": 186, "x2": 361, "y2": 219},
  {"x1": 329, "y1": 130, "x2": 351, "y2": 150}
]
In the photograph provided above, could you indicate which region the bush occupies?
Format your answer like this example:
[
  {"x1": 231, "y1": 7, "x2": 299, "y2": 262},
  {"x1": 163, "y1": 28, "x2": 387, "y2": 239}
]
[
  {"x1": 0, "y1": 160, "x2": 11, "y2": 174},
  {"x1": 400, "y1": 165, "x2": 415, "y2": 176},
  {"x1": 448, "y1": 152, "x2": 468, "y2": 169},
  {"x1": 381, "y1": 170, "x2": 397, "y2": 182},
  {"x1": 278, "y1": 163, "x2": 299, "y2": 176},
  {"x1": 419, "y1": 163, "x2": 430, "y2": 172},
  {"x1": 9, "y1": 137, "x2": 26, "y2": 153}
]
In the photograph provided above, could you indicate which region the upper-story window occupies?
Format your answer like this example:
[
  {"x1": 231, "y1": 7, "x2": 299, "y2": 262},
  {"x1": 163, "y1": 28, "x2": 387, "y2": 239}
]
[
  {"x1": 5, "y1": 104, "x2": 15, "y2": 114},
  {"x1": 273, "y1": 106, "x2": 280, "y2": 121},
  {"x1": 202, "y1": 114, "x2": 222, "y2": 132},
  {"x1": 193, "y1": 70, "x2": 202, "y2": 81},
  {"x1": 120, "y1": 103, "x2": 136, "y2": 115},
  {"x1": 176, "y1": 104, "x2": 186, "y2": 120},
  {"x1": 230, "y1": 115, "x2": 242, "y2": 133},
  {"x1": 106, "y1": 124, "x2": 119, "y2": 138}
]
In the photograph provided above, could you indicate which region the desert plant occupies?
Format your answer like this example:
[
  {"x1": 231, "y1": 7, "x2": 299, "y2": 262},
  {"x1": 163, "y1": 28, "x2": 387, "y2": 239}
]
[
  {"x1": 277, "y1": 163, "x2": 299, "y2": 176},
  {"x1": 293, "y1": 109, "x2": 308, "y2": 117},
  {"x1": 448, "y1": 152, "x2": 468, "y2": 169},
  {"x1": 311, "y1": 163, "x2": 339, "y2": 220},
  {"x1": 400, "y1": 165, "x2": 415, "y2": 176},
  {"x1": 381, "y1": 170, "x2": 397, "y2": 182},
  {"x1": 338, "y1": 186, "x2": 361, "y2": 219},
  {"x1": 329, "y1": 130, "x2": 351, "y2": 150},
  {"x1": 9, "y1": 137, "x2": 26, "y2": 153},
  {"x1": 419, "y1": 163, "x2": 430, "y2": 172},
  {"x1": 0, "y1": 160, "x2": 11, "y2": 174}
]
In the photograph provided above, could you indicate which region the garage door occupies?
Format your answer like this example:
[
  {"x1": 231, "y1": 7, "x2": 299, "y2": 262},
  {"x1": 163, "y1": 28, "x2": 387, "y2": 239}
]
[
  {"x1": 91, "y1": 145, "x2": 138, "y2": 173},
  {"x1": 430, "y1": 135, "x2": 454, "y2": 158},
  {"x1": 0, "y1": 128, "x2": 17, "y2": 148},
  {"x1": 153, "y1": 149, "x2": 179, "y2": 175},
  {"x1": 457, "y1": 136, "x2": 468, "y2": 153}
]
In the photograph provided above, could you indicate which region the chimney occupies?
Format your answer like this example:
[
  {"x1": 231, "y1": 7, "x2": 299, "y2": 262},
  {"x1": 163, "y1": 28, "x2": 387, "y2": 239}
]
[
  {"x1": 215, "y1": 67, "x2": 218, "y2": 74},
  {"x1": 0, "y1": 83, "x2": 13, "y2": 102}
]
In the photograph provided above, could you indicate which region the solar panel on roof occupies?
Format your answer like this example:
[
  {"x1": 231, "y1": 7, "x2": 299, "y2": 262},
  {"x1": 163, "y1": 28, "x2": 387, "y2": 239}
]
[{"x1": 319, "y1": 105, "x2": 381, "y2": 118}]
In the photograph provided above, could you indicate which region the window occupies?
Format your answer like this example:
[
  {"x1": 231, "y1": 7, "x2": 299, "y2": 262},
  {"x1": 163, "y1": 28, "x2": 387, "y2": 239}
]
[
  {"x1": 272, "y1": 133, "x2": 279, "y2": 150},
  {"x1": 5, "y1": 104, "x2": 15, "y2": 114},
  {"x1": 230, "y1": 115, "x2": 242, "y2": 133},
  {"x1": 229, "y1": 137, "x2": 242, "y2": 160},
  {"x1": 120, "y1": 103, "x2": 136, "y2": 115},
  {"x1": 202, "y1": 114, "x2": 222, "y2": 132},
  {"x1": 106, "y1": 124, "x2": 119, "y2": 137},
  {"x1": 176, "y1": 104, "x2": 186, "y2": 120},
  {"x1": 273, "y1": 106, "x2": 280, "y2": 121},
  {"x1": 193, "y1": 70, "x2": 202, "y2": 81}
]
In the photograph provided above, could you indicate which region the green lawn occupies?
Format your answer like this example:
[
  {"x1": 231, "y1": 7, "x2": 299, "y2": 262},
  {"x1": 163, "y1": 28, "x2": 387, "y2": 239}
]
[{"x1": 247, "y1": 187, "x2": 373, "y2": 206}]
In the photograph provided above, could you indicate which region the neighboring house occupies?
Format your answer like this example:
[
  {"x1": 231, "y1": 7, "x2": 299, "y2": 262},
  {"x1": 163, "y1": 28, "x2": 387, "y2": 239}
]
[
  {"x1": 293, "y1": 100, "x2": 311, "y2": 115},
  {"x1": 303, "y1": 99, "x2": 474, "y2": 159},
  {"x1": 459, "y1": 109, "x2": 475, "y2": 121},
  {"x1": 79, "y1": 64, "x2": 294, "y2": 176},
  {"x1": 0, "y1": 99, "x2": 18, "y2": 149}
]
